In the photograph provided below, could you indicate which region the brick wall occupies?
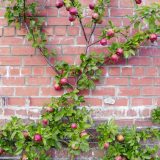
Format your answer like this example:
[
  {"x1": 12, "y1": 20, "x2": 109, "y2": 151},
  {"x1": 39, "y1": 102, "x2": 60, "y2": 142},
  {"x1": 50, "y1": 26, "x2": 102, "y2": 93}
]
[{"x1": 0, "y1": 0, "x2": 160, "y2": 128}]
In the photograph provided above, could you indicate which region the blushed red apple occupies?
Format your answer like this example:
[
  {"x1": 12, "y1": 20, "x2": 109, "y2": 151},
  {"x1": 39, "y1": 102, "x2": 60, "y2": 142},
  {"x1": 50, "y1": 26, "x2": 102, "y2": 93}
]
[
  {"x1": 69, "y1": 7, "x2": 78, "y2": 15},
  {"x1": 116, "y1": 48, "x2": 124, "y2": 56},
  {"x1": 71, "y1": 123, "x2": 77, "y2": 129},
  {"x1": 89, "y1": 2, "x2": 95, "y2": 10},
  {"x1": 54, "y1": 83, "x2": 61, "y2": 90},
  {"x1": 107, "y1": 29, "x2": 115, "y2": 37},
  {"x1": 100, "y1": 38, "x2": 107, "y2": 46},
  {"x1": 34, "y1": 134, "x2": 43, "y2": 142},
  {"x1": 56, "y1": 0, "x2": 64, "y2": 8},
  {"x1": 60, "y1": 78, "x2": 68, "y2": 85},
  {"x1": 149, "y1": 33, "x2": 157, "y2": 43}
]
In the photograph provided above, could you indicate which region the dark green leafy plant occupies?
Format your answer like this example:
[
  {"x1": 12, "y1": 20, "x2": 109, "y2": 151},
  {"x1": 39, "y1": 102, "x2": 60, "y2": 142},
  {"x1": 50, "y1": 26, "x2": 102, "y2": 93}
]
[
  {"x1": 97, "y1": 121, "x2": 160, "y2": 160},
  {"x1": 151, "y1": 107, "x2": 160, "y2": 124}
]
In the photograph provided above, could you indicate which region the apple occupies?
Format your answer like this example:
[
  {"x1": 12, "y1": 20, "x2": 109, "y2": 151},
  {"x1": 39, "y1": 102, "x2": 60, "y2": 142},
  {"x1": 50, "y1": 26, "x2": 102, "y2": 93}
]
[
  {"x1": 135, "y1": 0, "x2": 142, "y2": 4},
  {"x1": 71, "y1": 123, "x2": 77, "y2": 129},
  {"x1": 46, "y1": 106, "x2": 54, "y2": 113},
  {"x1": 42, "y1": 119, "x2": 49, "y2": 126},
  {"x1": 56, "y1": 0, "x2": 64, "y2": 8},
  {"x1": 80, "y1": 130, "x2": 88, "y2": 137},
  {"x1": 69, "y1": 7, "x2": 78, "y2": 15},
  {"x1": 115, "y1": 156, "x2": 122, "y2": 160},
  {"x1": 104, "y1": 142, "x2": 109, "y2": 149},
  {"x1": 69, "y1": 15, "x2": 76, "y2": 22},
  {"x1": 54, "y1": 83, "x2": 61, "y2": 90},
  {"x1": 92, "y1": 13, "x2": 99, "y2": 20},
  {"x1": 149, "y1": 33, "x2": 157, "y2": 43},
  {"x1": 34, "y1": 134, "x2": 42, "y2": 142},
  {"x1": 100, "y1": 38, "x2": 107, "y2": 46},
  {"x1": 22, "y1": 130, "x2": 29, "y2": 139},
  {"x1": 60, "y1": 78, "x2": 68, "y2": 85},
  {"x1": 71, "y1": 144, "x2": 79, "y2": 150},
  {"x1": 0, "y1": 148, "x2": 4, "y2": 155},
  {"x1": 97, "y1": 19, "x2": 103, "y2": 24},
  {"x1": 111, "y1": 54, "x2": 119, "y2": 63},
  {"x1": 66, "y1": 6, "x2": 71, "y2": 11},
  {"x1": 116, "y1": 48, "x2": 124, "y2": 56},
  {"x1": 107, "y1": 29, "x2": 115, "y2": 37},
  {"x1": 117, "y1": 134, "x2": 124, "y2": 142},
  {"x1": 21, "y1": 154, "x2": 28, "y2": 160},
  {"x1": 89, "y1": 2, "x2": 95, "y2": 10}
]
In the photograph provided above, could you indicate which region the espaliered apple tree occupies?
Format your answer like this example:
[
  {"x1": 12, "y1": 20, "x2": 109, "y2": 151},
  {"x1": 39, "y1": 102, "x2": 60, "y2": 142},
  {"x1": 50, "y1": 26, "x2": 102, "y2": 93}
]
[{"x1": 0, "y1": 0, "x2": 160, "y2": 160}]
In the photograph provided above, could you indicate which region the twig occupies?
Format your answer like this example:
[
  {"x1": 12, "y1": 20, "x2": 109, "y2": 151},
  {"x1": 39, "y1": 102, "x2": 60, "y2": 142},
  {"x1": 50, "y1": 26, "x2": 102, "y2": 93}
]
[
  {"x1": 24, "y1": 22, "x2": 60, "y2": 74},
  {"x1": 78, "y1": 17, "x2": 88, "y2": 42},
  {"x1": 88, "y1": 23, "x2": 96, "y2": 44}
]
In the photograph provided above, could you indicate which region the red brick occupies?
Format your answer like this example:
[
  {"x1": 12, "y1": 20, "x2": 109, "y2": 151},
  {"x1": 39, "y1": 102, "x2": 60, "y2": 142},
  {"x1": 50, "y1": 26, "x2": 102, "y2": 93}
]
[
  {"x1": 27, "y1": 77, "x2": 51, "y2": 85},
  {"x1": 0, "y1": 47, "x2": 10, "y2": 55},
  {"x1": 15, "y1": 87, "x2": 39, "y2": 96},
  {"x1": 119, "y1": 87, "x2": 140, "y2": 96},
  {"x1": 109, "y1": 67, "x2": 120, "y2": 76},
  {"x1": 142, "y1": 87, "x2": 160, "y2": 96},
  {"x1": 130, "y1": 78, "x2": 154, "y2": 86},
  {"x1": 48, "y1": 17, "x2": 70, "y2": 25},
  {"x1": 121, "y1": 67, "x2": 133, "y2": 76},
  {"x1": 91, "y1": 87, "x2": 115, "y2": 96},
  {"x1": 11, "y1": 46, "x2": 35, "y2": 55},
  {"x1": 131, "y1": 98, "x2": 152, "y2": 106},
  {"x1": 0, "y1": 57, "x2": 21, "y2": 65},
  {"x1": 110, "y1": 8, "x2": 133, "y2": 17},
  {"x1": 3, "y1": 27, "x2": 15, "y2": 36},
  {"x1": 0, "y1": 87, "x2": 14, "y2": 96},
  {"x1": 2, "y1": 77, "x2": 24, "y2": 86},
  {"x1": 23, "y1": 56, "x2": 47, "y2": 66},
  {"x1": 4, "y1": 109, "x2": 15, "y2": 116},
  {"x1": 8, "y1": 98, "x2": 26, "y2": 106},
  {"x1": 30, "y1": 98, "x2": 50, "y2": 106},
  {"x1": 105, "y1": 77, "x2": 128, "y2": 85},
  {"x1": 54, "y1": 26, "x2": 66, "y2": 36},
  {"x1": 40, "y1": 87, "x2": 64, "y2": 96}
]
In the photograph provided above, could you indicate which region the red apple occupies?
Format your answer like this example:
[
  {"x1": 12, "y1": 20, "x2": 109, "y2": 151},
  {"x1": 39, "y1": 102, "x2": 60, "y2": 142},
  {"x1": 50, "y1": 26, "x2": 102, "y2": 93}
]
[
  {"x1": 107, "y1": 29, "x2": 115, "y2": 37},
  {"x1": 149, "y1": 33, "x2": 157, "y2": 43},
  {"x1": 80, "y1": 130, "x2": 88, "y2": 137},
  {"x1": 115, "y1": 156, "x2": 122, "y2": 160},
  {"x1": 69, "y1": 15, "x2": 76, "y2": 22},
  {"x1": 104, "y1": 142, "x2": 109, "y2": 149},
  {"x1": 54, "y1": 83, "x2": 61, "y2": 90},
  {"x1": 56, "y1": 0, "x2": 64, "y2": 8},
  {"x1": 60, "y1": 78, "x2": 68, "y2": 85},
  {"x1": 135, "y1": 0, "x2": 142, "y2": 4},
  {"x1": 71, "y1": 123, "x2": 77, "y2": 129},
  {"x1": 69, "y1": 7, "x2": 78, "y2": 15},
  {"x1": 92, "y1": 13, "x2": 99, "y2": 20},
  {"x1": 111, "y1": 54, "x2": 119, "y2": 63},
  {"x1": 42, "y1": 119, "x2": 49, "y2": 126},
  {"x1": 89, "y1": 2, "x2": 95, "y2": 10},
  {"x1": 116, "y1": 48, "x2": 124, "y2": 56},
  {"x1": 22, "y1": 130, "x2": 29, "y2": 139},
  {"x1": 46, "y1": 106, "x2": 54, "y2": 113},
  {"x1": 34, "y1": 134, "x2": 42, "y2": 142},
  {"x1": 100, "y1": 38, "x2": 107, "y2": 46},
  {"x1": 97, "y1": 19, "x2": 103, "y2": 24},
  {"x1": 0, "y1": 148, "x2": 4, "y2": 155}
]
